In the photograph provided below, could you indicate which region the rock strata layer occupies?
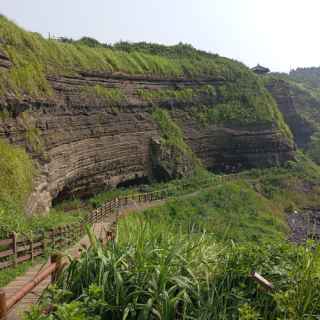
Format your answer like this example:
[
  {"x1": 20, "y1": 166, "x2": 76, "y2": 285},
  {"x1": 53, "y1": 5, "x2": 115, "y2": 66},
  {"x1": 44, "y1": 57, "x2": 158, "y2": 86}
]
[{"x1": 0, "y1": 54, "x2": 294, "y2": 213}]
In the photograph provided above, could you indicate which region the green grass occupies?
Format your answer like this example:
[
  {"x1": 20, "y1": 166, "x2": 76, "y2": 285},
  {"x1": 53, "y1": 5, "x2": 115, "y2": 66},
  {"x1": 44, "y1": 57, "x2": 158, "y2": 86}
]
[
  {"x1": 136, "y1": 85, "x2": 216, "y2": 105},
  {"x1": 120, "y1": 180, "x2": 287, "y2": 244},
  {"x1": 117, "y1": 154, "x2": 320, "y2": 245},
  {"x1": 0, "y1": 138, "x2": 34, "y2": 207},
  {"x1": 87, "y1": 169, "x2": 215, "y2": 208},
  {"x1": 239, "y1": 152, "x2": 320, "y2": 211},
  {"x1": 0, "y1": 138, "x2": 35, "y2": 237},
  {"x1": 0, "y1": 205, "x2": 85, "y2": 238},
  {"x1": 194, "y1": 80, "x2": 292, "y2": 141},
  {"x1": 81, "y1": 85, "x2": 127, "y2": 108},
  {"x1": 25, "y1": 226, "x2": 320, "y2": 319},
  {"x1": 22, "y1": 156, "x2": 320, "y2": 319},
  {"x1": 0, "y1": 256, "x2": 47, "y2": 288},
  {"x1": 0, "y1": 137, "x2": 86, "y2": 238},
  {"x1": 151, "y1": 108, "x2": 201, "y2": 170},
  {"x1": 0, "y1": 15, "x2": 294, "y2": 146},
  {"x1": 0, "y1": 15, "x2": 260, "y2": 97}
]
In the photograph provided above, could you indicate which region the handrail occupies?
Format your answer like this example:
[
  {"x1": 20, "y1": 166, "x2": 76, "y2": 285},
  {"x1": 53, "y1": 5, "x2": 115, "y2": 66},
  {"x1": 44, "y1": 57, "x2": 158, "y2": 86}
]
[
  {"x1": 0, "y1": 174, "x2": 238, "y2": 272},
  {"x1": 0, "y1": 254, "x2": 64, "y2": 320},
  {"x1": 0, "y1": 173, "x2": 240, "y2": 318},
  {"x1": 6, "y1": 263, "x2": 57, "y2": 311}
]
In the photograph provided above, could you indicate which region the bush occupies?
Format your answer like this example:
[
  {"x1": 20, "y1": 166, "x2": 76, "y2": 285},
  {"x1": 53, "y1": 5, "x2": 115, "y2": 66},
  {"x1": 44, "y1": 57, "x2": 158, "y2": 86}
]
[{"x1": 28, "y1": 227, "x2": 320, "y2": 319}]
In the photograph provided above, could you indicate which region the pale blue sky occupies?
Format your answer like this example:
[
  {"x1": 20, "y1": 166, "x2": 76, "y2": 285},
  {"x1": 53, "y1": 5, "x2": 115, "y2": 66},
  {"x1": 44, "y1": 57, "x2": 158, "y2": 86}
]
[{"x1": 1, "y1": 0, "x2": 319, "y2": 72}]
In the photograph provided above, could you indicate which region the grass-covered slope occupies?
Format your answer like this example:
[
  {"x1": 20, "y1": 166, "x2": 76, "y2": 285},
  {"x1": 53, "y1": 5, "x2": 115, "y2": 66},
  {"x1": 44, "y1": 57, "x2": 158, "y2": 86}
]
[
  {"x1": 120, "y1": 154, "x2": 320, "y2": 245},
  {"x1": 290, "y1": 67, "x2": 320, "y2": 90},
  {"x1": 0, "y1": 15, "x2": 252, "y2": 96},
  {"x1": 0, "y1": 138, "x2": 35, "y2": 236},
  {"x1": 0, "y1": 138, "x2": 84, "y2": 237},
  {"x1": 28, "y1": 158, "x2": 320, "y2": 319},
  {"x1": 24, "y1": 155, "x2": 320, "y2": 319},
  {"x1": 122, "y1": 181, "x2": 288, "y2": 243}
]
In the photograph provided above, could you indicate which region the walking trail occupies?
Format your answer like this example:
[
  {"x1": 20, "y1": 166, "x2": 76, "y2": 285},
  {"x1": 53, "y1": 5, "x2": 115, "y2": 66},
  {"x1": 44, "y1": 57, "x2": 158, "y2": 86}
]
[{"x1": 3, "y1": 199, "x2": 164, "y2": 320}]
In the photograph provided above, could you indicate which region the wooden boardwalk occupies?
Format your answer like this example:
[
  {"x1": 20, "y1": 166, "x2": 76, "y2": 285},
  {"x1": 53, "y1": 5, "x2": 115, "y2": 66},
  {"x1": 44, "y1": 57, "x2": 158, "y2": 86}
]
[{"x1": 2, "y1": 199, "x2": 164, "y2": 320}]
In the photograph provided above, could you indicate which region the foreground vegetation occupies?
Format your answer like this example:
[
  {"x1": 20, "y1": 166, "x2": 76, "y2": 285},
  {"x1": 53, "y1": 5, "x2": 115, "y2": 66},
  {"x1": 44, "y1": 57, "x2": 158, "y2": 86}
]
[
  {"x1": 23, "y1": 154, "x2": 320, "y2": 319},
  {"x1": 27, "y1": 223, "x2": 320, "y2": 319}
]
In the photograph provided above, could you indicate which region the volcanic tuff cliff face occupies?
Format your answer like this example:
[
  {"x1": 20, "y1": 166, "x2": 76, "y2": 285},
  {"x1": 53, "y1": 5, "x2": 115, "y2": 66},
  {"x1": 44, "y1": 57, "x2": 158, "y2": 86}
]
[
  {"x1": 266, "y1": 78, "x2": 315, "y2": 148},
  {"x1": 0, "y1": 17, "x2": 295, "y2": 214}
]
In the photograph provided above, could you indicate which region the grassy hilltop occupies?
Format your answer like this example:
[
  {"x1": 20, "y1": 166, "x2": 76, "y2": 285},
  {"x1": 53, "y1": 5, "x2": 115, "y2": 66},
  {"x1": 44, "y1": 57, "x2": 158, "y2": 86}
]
[{"x1": 0, "y1": 16, "x2": 291, "y2": 137}]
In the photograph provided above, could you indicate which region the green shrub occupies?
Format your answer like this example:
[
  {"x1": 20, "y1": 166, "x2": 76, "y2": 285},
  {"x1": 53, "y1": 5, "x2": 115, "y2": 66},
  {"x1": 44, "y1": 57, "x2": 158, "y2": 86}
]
[{"x1": 29, "y1": 227, "x2": 320, "y2": 319}]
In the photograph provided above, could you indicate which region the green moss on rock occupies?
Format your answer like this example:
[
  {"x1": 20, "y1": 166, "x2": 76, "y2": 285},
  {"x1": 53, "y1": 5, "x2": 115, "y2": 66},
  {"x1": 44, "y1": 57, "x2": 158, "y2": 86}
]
[
  {"x1": 81, "y1": 85, "x2": 127, "y2": 107},
  {"x1": 151, "y1": 108, "x2": 202, "y2": 179},
  {"x1": 137, "y1": 85, "x2": 216, "y2": 105}
]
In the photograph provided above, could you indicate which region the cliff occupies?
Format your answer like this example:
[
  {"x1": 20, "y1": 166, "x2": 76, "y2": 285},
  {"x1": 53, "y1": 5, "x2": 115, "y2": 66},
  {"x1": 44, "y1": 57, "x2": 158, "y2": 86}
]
[
  {"x1": 0, "y1": 16, "x2": 294, "y2": 214},
  {"x1": 266, "y1": 78, "x2": 315, "y2": 148},
  {"x1": 266, "y1": 75, "x2": 320, "y2": 163}
]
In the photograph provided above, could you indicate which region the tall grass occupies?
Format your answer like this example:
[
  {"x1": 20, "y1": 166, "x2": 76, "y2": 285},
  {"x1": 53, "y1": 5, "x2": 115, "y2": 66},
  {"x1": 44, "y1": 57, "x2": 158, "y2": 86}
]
[
  {"x1": 28, "y1": 225, "x2": 320, "y2": 319},
  {"x1": 119, "y1": 181, "x2": 287, "y2": 244}
]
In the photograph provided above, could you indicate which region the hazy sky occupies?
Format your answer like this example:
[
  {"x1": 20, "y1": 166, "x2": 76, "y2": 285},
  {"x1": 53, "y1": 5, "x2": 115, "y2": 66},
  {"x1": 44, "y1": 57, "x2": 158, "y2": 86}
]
[{"x1": 1, "y1": 0, "x2": 319, "y2": 72}]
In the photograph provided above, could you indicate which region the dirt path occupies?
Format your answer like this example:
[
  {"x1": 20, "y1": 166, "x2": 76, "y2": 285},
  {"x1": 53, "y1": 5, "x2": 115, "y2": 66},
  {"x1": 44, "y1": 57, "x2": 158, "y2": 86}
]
[{"x1": 2, "y1": 199, "x2": 164, "y2": 320}]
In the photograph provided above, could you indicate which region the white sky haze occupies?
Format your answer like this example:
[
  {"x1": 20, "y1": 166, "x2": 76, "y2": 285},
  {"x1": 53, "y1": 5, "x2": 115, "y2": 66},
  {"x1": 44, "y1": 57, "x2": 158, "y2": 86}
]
[{"x1": 1, "y1": 0, "x2": 319, "y2": 72}]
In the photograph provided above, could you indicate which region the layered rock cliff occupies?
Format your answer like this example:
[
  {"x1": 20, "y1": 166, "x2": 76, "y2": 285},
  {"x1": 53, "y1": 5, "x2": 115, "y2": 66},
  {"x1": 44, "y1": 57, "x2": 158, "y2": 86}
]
[
  {"x1": 0, "y1": 16, "x2": 295, "y2": 214},
  {"x1": 266, "y1": 75, "x2": 320, "y2": 164},
  {"x1": 266, "y1": 78, "x2": 315, "y2": 148}
]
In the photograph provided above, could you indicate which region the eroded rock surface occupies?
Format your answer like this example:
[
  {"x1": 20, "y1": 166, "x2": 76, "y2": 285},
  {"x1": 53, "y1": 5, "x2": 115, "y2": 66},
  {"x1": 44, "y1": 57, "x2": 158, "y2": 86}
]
[
  {"x1": 0, "y1": 54, "x2": 295, "y2": 214},
  {"x1": 266, "y1": 78, "x2": 315, "y2": 148},
  {"x1": 287, "y1": 209, "x2": 320, "y2": 243}
]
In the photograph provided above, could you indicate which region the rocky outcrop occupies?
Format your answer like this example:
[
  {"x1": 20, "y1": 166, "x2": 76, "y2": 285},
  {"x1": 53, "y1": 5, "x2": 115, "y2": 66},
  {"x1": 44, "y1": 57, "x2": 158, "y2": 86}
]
[
  {"x1": 0, "y1": 49, "x2": 11, "y2": 69},
  {"x1": 287, "y1": 208, "x2": 320, "y2": 243},
  {"x1": 150, "y1": 137, "x2": 195, "y2": 181},
  {"x1": 180, "y1": 119, "x2": 293, "y2": 172},
  {"x1": 0, "y1": 55, "x2": 295, "y2": 214},
  {"x1": 266, "y1": 78, "x2": 315, "y2": 148}
]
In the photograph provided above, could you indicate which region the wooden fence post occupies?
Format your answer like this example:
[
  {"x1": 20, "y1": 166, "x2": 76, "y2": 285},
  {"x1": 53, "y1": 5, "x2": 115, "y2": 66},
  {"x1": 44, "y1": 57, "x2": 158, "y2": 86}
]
[
  {"x1": 51, "y1": 229, "x2": 55, "y2": 250},
  {"x1": 42, "y1": 231, "x2": 47, "y2": 255},
  {"x1": 12, "y1": 232, "x2": 17, "y2": 268},
  {"x1": 30, "y1": 237, "x2": 34, "y2": 263},
  {"x1": 50, "y1": 254, "x2": 63, "y2": 283},
  {"x1": 0, "y1": 290, "x2": 7, "y2": 320}
]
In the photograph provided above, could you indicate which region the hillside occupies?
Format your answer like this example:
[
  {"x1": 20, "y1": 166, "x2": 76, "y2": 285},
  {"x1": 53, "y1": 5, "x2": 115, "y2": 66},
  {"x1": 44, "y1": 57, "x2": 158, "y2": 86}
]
[
  {"x1": 290, "y1": 67, "x2": 320, "y2": 90},
  {"x1": 2, "y1": 14, "x2": 320, "y2": 320},
  {"x1": 265, "y1": 70, "x2": 320, "y2": 163},
  {"x1": 0, "y1": 16, "x2": 294, "y2": 217}
]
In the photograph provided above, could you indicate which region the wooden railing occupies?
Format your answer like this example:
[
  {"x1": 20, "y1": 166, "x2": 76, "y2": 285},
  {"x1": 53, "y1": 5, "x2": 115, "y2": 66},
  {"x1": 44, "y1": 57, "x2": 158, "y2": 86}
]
[
  {"x1": 0, "y1": 254, "x2": 64, "y2": 320},
  {"x1": 0, "y1": 189, "x2": 171, "y2": 272},
  {"x1": 0, "y1": 224, "x2": 84, "y2": 271},
  {"x1": 0, "y1": 174, "x2": 240, "y2": 319},
  {"x1": 0, "y1": 174, "x2": 239, "y2": 273}
]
